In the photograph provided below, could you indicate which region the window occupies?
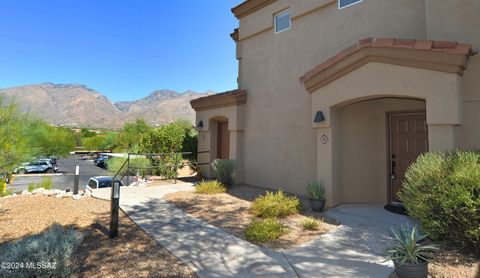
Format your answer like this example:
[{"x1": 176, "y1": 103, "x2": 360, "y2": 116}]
[
  {"x1": 274, "y1": 10, "x2": 290, "y2": 33},
  {"x1": 338, "y1": 0, "x2": 363, "y2": 9}
]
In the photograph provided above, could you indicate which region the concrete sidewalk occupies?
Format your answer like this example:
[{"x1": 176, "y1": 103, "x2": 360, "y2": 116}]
[
  {"x1": 93, "y1": 184, "x2": 297, "y2": 277},
  {"x1": 93, "y1": 184, "x2": 413, "y2": 277}
]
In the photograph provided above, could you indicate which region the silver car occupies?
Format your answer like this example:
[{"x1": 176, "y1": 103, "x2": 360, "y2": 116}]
[{"x1": 14, "y1": 161, "x2": 54, "y2": 174}]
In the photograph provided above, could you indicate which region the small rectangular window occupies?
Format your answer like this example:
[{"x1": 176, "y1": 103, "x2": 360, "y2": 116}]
[
  {"x1": 338, "y1": 0, "x2": 363, "y2": 9},
  {"x1": 274, "y1": 10, "x2": 290, "y2": 33}
]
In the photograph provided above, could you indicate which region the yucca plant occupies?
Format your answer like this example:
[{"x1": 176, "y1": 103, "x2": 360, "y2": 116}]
[
  {"x1": 306, "y1": 181, "x2": 326, "y2": 212},
  {"x1": 386, "y1": 225, "x2": 437, "y2": 264},
  {"x1": 307, "y1": 181, "x2": 326, "y2": 200}
]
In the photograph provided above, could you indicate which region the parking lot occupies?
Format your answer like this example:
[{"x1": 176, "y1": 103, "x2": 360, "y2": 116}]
[{"x1": 8, "y1": 156, "x2": 111, "y2": 192}]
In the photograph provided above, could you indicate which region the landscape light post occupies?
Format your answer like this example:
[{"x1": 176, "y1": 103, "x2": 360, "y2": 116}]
[
  {"x1": 109, "y1": 179, "x2": 120, "y2": 238},
  {"x1": 73, "y1": 166, "x2": 79, "y2": 195}
]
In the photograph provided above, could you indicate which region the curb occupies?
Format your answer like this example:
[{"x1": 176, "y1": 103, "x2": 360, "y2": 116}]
[{"x1": 13, "y1": 173, "x2": 64, "y2": 177}]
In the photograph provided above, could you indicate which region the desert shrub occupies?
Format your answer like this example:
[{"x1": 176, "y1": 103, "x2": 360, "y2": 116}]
[
  {"x1": 211, "y1": 159, "x2": 235, "y2": 187},
  {"x1": 245, "y1": 219, "x2": 285, "y2": 243},
  {"x1": 0, "y1": 179, "x2": 6, "y2": 195},
  {"x1": 301, "y1": 217, "x2": 322, "y2": 231},
  {"x1": 28, "y1": 183, "x2": 36, "y2": 192},
  {"x1": 252, "y1": 190, "x2": 301, "y2": 218},
  {"x1": 399, "y1": 151, "x2": 480, "y2": 250},
  {"x1": 307, "y1": 180, "x2": 326, "y2": 200},
  {"x1": 195, "y1": 180, "x2": 226, "y2": 194},
  {"x1": 0, "y1": 223, "x2": 84, "y2": 277},
  {"x1": 40, "y1": 177, "x2": 53, "y2": 190}
]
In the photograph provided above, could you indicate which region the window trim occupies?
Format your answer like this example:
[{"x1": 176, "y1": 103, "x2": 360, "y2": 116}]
[
  {"x1": 338, "y1": 0, "x2": 364, "y2": 9},
  {"x1": 274, "y1": 10, "x2": 291, "y2": 34}
]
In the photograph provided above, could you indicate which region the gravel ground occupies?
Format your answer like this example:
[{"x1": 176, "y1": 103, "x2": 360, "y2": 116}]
[
  {"x1": 0, "y1": 195, "x2": 195, "y2": 278},
  {"x1": 426, "y1": 245, "x2": 479, "y2": 278},
  {"x1": 164, "y1": 184, "x2": 337, "y2": 250}
]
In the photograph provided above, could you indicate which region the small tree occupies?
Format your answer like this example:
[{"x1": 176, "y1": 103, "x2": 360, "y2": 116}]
[
  {"x1": 0, "y1": 98, "x2": 29, "y2": 173},
  {"x1": 140, "y1": 123, "x2": 185, "y2": 179}
]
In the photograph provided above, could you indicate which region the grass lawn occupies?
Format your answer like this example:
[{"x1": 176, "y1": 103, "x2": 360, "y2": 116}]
[
  {"x1": 164, "y1": 184, "x2": 337, "y2": 250},
  {"x1": 0, "y1": 195, "x2": 195, "y2": 278}
]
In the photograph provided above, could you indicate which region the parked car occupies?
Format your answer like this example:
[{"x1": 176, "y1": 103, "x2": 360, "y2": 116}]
[
  {"x1": 13, "y1": 161, "x2": 54, "y2": 174},
  {"x1": 37, "y1": 158, "x2": 59, "y2": 172},
  {"x1": 85, "y1": 176, "x2": 124, "y2": 191},
  {"x1": 94, "y1": 156, "x2": 109, "y2": 168}
]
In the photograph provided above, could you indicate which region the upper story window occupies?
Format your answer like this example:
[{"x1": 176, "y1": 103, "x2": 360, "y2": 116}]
[
  {"x1": 274, "y1": 10, "x2": 291, "y2": 33},
  {"x1": 338, "y1": 0, "x2": 363, "y2": 9}
]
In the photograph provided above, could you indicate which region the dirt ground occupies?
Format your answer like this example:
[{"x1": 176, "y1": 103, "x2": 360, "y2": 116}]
[
  {"x1": 0, "y1": 195, "x2": 195, "y2": 278},
  {"x1": 164, "y1": 184, "x2": 337, "y2": 250}
]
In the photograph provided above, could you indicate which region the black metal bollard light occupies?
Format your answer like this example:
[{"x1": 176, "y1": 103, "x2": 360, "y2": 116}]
[
  {"x1": 109, "y1": 180, "x2": 120, "y2": 238},
  {"x1": 73, "y1": 166, "x2": 79, "y2": 195}
]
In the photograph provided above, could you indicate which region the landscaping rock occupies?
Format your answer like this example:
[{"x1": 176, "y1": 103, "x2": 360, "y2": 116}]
[
  {"x1": 54, "y1": 193, "x2": 64, "y2": 198},
  {"x1": 21, "y1": 191, "x2": 32, "y2": 196},
  {"x1": 63, "y1": 192, "x2": 73, "y2": 198},
  {"x1": 72, "y1": 194, "x2": 82, "y2": 200},
  {"x1": 84, "y1": 190, "x2": 92, "y2": 197},
  {"x1": 32, "y1": 187, "x2": 45, "y2": 194}
]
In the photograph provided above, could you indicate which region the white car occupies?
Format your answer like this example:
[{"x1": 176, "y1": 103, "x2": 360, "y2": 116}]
[{"x1": 85, "y1": 176, "x2": 124, "y2": 191}]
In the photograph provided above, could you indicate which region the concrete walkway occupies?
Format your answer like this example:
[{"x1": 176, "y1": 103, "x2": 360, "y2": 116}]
[{"x1": 93, "y1": 184, "x2": 413, "y2": 277}]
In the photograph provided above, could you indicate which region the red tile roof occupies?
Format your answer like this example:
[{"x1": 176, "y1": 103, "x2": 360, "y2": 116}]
[{"x1": 300, "y1": 38, "x2": 473, "y2": 83}]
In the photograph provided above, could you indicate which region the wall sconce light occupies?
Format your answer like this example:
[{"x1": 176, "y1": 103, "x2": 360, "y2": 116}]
[
  {"x1": 197, "y1": 120, "x2": 204, "y2": 128},
  {"x1": 314, "y1": 111, "x2": 325, "y2": 123}
]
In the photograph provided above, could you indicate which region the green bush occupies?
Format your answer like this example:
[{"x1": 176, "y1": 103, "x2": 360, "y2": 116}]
[
  {"x1": 301, "y1": 217, "x2": 322, "y2": 231},
  {"x1": 399, "y1": 151, "x2": 480, "y2": 250},
  {"x1": 40, "y1": 177, "x2": 53, "y2": 190},
  {"x1": 28, "y1": 183, "x2": 36, "y2": 193},
  {"x1": 252, "y1": 190, "x2": 301, "y2": 218},
  {"x1": 307, "y1": 180, "x2": 326, "y2": 200},
  {"x1": 195, "y1": 180, "x2": 226, "y2": 194},
  {"x1": 245, "y1": 219, "x2": 285, "y2": 243},
  {"x1": 211, "y1": 159, "x2": 235, "y2": 187},
  {"x1": 0, "y1": 223, "x2": 84, "y2": 277}
]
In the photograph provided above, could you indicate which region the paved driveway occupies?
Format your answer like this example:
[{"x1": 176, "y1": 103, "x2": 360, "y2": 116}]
[
  {"x1": 10, "y1": 156, "x2": 110, "y2": 192},
  {"x1": 93, "y1": 185, "x2": 413, "y2": 277}
]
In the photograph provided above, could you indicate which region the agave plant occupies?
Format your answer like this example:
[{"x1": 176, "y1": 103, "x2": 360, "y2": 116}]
[
  {"x1": 386, "y1": 225, "x2": 438, "y2": 265},
  {"x1": 307, "y1": 180, "x2": 326, "y2": 201}
]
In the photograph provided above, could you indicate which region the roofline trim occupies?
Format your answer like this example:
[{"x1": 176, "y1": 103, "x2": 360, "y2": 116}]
[
  {"x1": 300, "y1": 38, "x2": 473, "y2": 93},
  {"x1": 190, "y1": 89, "x2": 247, "y2": 111},
  {"x1": 232, "y1": 0, "x2": 277, "y2": 19}
]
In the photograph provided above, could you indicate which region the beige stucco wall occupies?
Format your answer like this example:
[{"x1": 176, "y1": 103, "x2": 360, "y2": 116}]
[
  {"x1": 424, "y1": 0, "x2": 480, "y2": 150},
  {"x1": 336, "y1": 98, "x2": 426, "y2": 204},
  {"x1": 237, "y1": 0, "x2": 427, "y2": 195}
]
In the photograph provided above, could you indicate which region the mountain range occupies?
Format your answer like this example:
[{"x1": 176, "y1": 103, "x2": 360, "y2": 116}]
[{"x1": 0, "y1": 83, "x2": 212, "y2": 129}]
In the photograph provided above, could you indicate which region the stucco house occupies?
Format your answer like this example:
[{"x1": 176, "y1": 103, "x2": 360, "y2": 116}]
[{"x1": 190, "y1": 0, "x2": 480, "y2": 207}]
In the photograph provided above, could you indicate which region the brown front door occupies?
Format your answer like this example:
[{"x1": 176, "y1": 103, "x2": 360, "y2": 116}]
[
  {"x1": 217, "y1": 121, "x2": 230, "y2": 159},
  {"x1": 389, "y1": 112, "x2": 428, "y2": 203}
]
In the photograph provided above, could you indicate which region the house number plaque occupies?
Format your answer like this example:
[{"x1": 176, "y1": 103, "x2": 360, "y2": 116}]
[{"x1": 320, "y1": 134, "x2": 329, "y2": 144}]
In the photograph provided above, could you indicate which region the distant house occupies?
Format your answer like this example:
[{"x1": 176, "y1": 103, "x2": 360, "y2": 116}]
[{"x1": 191, "y1": 0, "x2": 479, "y2": 207}]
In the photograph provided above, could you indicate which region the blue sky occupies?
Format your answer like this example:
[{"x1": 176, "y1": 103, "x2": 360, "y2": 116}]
[{"x1": 0, "y1": 0, "x2": 242, "y2": 101}]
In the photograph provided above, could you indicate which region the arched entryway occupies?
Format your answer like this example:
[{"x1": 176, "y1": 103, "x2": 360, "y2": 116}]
[{"x1": 331, "y1": 97, "x2": 427, "y2": 204}]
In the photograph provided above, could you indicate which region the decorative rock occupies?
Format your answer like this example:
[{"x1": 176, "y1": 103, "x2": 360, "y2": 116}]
[
  {"x1": 72, "y1": 194, "x2": 82, "y2": 200},
  {"x1": 54, "y1": 193, "x2": 63, "y2": 198},
  {"x1": 21, "y1": 191, "x2": 32, "y2": 195},
  {"x1": 84, "y1": 190, "x2": 92, "y2": 197},
  {"x1": 62, "y1": 192, "x2": 73, "y2": 198},
  {"x1": 32, "y1": 187, "x2": 45, "y2": 194}
]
